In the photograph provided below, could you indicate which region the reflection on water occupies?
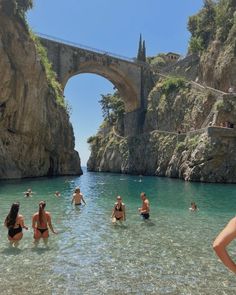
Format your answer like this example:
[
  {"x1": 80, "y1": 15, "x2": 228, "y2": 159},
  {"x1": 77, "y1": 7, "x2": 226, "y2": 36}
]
[{"x1": 0, "y1": 169, "x2": 236, "y2": 294}]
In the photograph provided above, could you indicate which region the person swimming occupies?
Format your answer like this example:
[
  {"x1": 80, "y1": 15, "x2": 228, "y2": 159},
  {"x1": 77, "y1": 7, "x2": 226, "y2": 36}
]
[
  {"x1": 4, "y1": 202, "x2": 28, "y2": 247},
  {"x1": 189, "y1": 202, "x2": 198, "y2": 211},
  {"x1": 71, "y1": 187, "x2": 86, "y2": 206},
  {"x1": 32, "y1": 201, "x2": 57, "y2": 246},
  {"x1": 54, "y1": 191, "x2": 61, "y2": 197},
  {"x1": 24, "y1": 188, "x2": 34, "y2": 198},
  {"x1": 111, "y1": 196, "x2": 126, "y2": 223}
]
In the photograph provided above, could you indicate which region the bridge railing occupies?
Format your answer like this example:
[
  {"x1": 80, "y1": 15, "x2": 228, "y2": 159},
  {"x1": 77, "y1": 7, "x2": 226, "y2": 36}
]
[{"x1": 36, "y1": 32, "x2": 147, "y2": 67}]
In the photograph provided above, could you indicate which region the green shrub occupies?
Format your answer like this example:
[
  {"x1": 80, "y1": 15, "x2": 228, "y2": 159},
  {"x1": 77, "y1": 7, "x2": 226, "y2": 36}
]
[
  {"x1": 188, "y1": 36, "x2": 204, "y2": 53},
  {"x1": 30, "y1": 31, "x2": 65, "y2": 109},
  {"x1": 160, "y1": 77, "x2": 187, "y2": 95}
]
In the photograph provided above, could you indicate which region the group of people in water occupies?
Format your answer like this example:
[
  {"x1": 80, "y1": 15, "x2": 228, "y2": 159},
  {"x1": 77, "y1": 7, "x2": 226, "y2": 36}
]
[
  {"x1": 5, "y1": 200, "x2": 57, "y2": 248},
  {"x1": 111, "y1": 192, "x2": 150, "y2": 224},
  {"x1": 4, "y1": 187, "x2": 150, "y2": 248},
  {"x1": 4, "y1": 186, "x2": 236, "y2": 275}
]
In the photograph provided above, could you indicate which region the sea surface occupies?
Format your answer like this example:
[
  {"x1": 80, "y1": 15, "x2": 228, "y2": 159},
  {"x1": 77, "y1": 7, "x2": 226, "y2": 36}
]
[{"x1": 0, "y1": 168, "x2": 236, "y2": 295}]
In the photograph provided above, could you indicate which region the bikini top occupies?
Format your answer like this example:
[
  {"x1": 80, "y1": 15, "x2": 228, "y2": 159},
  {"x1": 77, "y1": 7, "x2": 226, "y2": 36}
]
[{"x1": 115, "y1": 203, "x2": 123, "y2": 212}]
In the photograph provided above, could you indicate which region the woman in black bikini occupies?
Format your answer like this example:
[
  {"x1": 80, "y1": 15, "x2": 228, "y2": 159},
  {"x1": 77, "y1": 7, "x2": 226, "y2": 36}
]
[
  {"x1": 111, "y1": 196, "x2": 126, "y2": 223},
  {"x1": 32, "y1": 201, "x2": 57, "y2": 246},
  {"x1": 4, "y1": 202, "x2": 28, "y2": 247}
]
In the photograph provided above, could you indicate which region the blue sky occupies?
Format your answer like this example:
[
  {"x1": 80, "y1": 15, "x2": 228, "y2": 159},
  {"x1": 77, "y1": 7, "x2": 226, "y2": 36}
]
[{"x1": 27, "y1": 0, "x2": 203, "y2": 166}]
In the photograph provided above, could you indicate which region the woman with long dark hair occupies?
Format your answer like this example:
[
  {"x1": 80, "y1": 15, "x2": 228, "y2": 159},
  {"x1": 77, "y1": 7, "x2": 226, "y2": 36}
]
[
  {"x1": 32, "y1": 201, "x2": 57, "y2": 246},
  {"x1": 4, "y1": 202, "x2": 28, "y2": 247}
]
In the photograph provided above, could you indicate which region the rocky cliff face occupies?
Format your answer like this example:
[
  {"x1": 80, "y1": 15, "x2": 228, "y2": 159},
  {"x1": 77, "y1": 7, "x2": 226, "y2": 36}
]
[{"x1": 0, "y1": 0, "x2": 82, "y2": 179}]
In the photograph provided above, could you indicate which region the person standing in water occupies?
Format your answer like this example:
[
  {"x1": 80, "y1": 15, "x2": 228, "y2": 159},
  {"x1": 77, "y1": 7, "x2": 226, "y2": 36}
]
[
  {"x1": 111, "y1": 196, "x2": 126, "y2": 223},
  {"x1": 213, "y1": 217, "x2": 236, "y2": 273},
  {"x1": 138, "y1": 192, "x2": 150, "y2": 220},
  {"x1": 4, "y1": 202, "x2": 28, "y2": 247},
  {"x1": 32, "y1": 201, "x2": 57, "y2": 246},
  {"x1": 71, "y1": 187, "x2": 86, "y2": 206}
]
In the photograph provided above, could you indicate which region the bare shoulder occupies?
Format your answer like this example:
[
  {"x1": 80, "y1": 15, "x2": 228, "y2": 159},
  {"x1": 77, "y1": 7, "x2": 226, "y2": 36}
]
[
  {"x1": 45, "y1": 211, "x2": 51, "y2": 218},
  {"x1": 32, "y1": 212, "x2": 38, "y2": 219}
]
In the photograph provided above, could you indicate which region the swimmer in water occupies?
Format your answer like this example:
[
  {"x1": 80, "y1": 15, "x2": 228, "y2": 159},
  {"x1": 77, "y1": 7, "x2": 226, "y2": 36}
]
[
  {"x1": 111, "y1": 196, "x2": 126, "y2": 223},
  {"x1": 24, "y1": 188, "x2": 34, "y2": 197},
  {"x1": 189, "y1": 202, "x2": 198, "y2": 212},
  {"x1": 4, "y1": 202, "x2": 28, "y2": 247},
  {"x1": 32, "y1": 201, "x2": 57, "y2": 246},
  {"x1": 71, "y1": 187, "x2": 86, "y2": 206},
  {"x1": 54, "y1": 191, "x2": 61, "y2": 197},
  {"x1": 138, "y1": 192, "x2": 150, "y2": 220}
]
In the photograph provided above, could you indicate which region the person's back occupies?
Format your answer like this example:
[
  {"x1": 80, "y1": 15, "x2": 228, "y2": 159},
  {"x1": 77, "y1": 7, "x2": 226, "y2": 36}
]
[
  {"x1": 32, "y1": 211, "x2": 50, "y2": 228},
  {"x1": 32, "y1": 201, "x2": 57, "y2": 246}
]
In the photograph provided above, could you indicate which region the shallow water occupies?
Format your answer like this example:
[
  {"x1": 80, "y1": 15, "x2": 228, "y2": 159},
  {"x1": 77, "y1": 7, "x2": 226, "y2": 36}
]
[{"x1": 0, "y1": 169, "x2": 236, "y2": 294}]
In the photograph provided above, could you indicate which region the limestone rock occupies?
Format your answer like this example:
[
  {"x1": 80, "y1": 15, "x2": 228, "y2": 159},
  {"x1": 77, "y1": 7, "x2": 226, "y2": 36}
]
[{"x1": 0, "y1": 3, "x2": 82, "y2": 179}]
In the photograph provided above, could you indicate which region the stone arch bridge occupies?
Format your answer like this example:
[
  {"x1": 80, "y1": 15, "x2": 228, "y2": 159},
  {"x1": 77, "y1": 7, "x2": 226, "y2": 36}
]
[{"x1": 38, "y1": 34, "x2": 147, "y2": 135}]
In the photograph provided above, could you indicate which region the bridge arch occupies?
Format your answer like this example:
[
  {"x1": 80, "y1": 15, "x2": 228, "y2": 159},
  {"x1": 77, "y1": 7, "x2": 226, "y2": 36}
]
[
  {"x1": 63, "y1": 62, "x2": 139, "y2": 112},
  {"x1": 39, "y1": 36, "x2": 142, "y2": 113}
]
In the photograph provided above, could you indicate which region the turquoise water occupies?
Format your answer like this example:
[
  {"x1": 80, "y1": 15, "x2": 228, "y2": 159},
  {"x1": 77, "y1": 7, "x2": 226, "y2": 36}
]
[{"x1": 0, "y1": 169, "x2": 236, "y2": 294}]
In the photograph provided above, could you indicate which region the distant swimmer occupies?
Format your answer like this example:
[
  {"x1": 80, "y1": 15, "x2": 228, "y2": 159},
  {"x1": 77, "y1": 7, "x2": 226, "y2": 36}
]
[
  {"x1": 189, "y1": 202, "x2": 198, "y2": 212},
  {"x1": 138, "y1": 192, "x2": 150, "y2": 220},
  {"x1": 24, "y1": 188, "x2": 34, "y2": 198},
  {"x1": 54, "y1": 191, "x2": 61, "y2": 197},
  {"x1": 213, "y1": 217, "x2": 236, "y2": 274},
  {"x1": 4, "y1": 202, "x2": 28, "y2": 247},
  {"x1": 71, "y1": 187, "x2": 86, "y2": 206},
  {"x1": 111, "y1": 196, "x2": 126, "y2": 224},
  {"x1": 138, "y1": 175, "x2": 143, "y2": 182},
  {"x1": 32, "y1": 201, "x2": 57, "y2": 246}
]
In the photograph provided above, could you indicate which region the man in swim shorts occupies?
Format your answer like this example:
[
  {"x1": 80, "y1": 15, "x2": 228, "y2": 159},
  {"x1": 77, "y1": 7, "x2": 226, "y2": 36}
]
[
  {"x1": 71, "y1": 187, "x2": 86, "y2": 206},
  {"x1": 138, "y1": 192, "x2": 150, "y2": 219}
]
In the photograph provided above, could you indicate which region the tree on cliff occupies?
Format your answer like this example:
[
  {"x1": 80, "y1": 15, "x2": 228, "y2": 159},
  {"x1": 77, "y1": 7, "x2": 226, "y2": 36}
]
[
  {"x1": 188, "y1": 0, "x2": 236, "y2": 53},
  {"x1": 1, "y1": 0, "x2": 33, "y2": 15},
  {"x1": 137, "y1": 34, "x2": 146, "y2": 62},
  {"x1": 99, "y1": 92, "x2": 125, "y2": 124},
  {"x1": 16, "y1": 0, "x2": 33, "y2": 12},
  {"x1": 188, "y1": 0, "x2": 216, "y2": 53}
]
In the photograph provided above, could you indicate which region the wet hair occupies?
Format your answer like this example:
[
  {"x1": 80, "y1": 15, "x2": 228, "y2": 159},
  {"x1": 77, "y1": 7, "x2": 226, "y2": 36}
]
[
  {"x1": 75, "y1": 187, "x2": 80, "y2": 193},
  {"x1": 191, "y1": 202, "x2": 197, "y2": 209},
  {"x1": 5, "y1": 202, "x2": 20, "y2": 228},
  {"x1": 38, "y1": 201, "x2": 47, "y2": 226},
  {"x1": 140, "y1": 192, "x2": 146, "y2": 198}
]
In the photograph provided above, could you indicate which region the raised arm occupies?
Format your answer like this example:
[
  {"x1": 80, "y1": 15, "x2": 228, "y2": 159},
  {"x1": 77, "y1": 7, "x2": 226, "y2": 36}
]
[{"x1": 213, "y1": 217, "x2": 236, "y2": 273}]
